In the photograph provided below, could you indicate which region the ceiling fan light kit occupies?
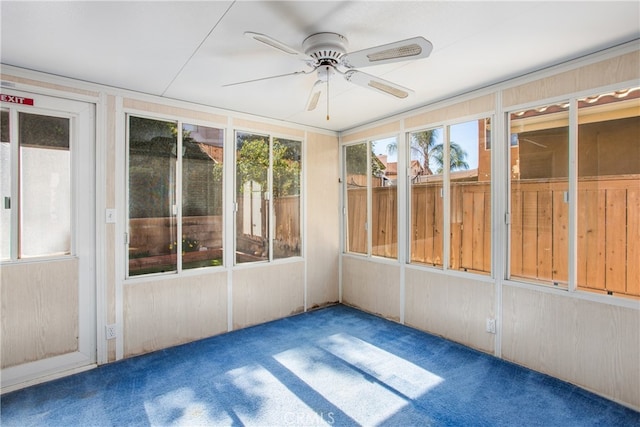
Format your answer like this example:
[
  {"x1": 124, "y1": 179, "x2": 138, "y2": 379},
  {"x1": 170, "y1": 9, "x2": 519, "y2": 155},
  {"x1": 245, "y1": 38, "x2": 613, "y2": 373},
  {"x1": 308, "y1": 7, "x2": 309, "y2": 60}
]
[{"x1": 231, "y1": 31, "x2": 433, "y2": 118}]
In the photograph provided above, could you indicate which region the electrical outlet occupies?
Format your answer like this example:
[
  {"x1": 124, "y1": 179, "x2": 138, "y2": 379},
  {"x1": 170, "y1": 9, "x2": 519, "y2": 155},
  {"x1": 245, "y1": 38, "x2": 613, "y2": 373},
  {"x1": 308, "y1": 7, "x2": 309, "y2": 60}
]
[
  {"x1": 486, "y1": 318, "x2": 496, "y2": 334},
  {"x1": 106, "y1": 324, "x2": 116, "y2": 340}
]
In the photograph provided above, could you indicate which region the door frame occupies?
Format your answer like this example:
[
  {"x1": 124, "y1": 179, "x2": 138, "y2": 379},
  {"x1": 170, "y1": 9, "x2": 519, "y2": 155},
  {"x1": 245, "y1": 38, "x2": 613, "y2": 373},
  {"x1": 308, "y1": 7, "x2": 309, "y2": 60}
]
[{"x1": 1, "y1": 87, "x2": 98, "y2": 392}]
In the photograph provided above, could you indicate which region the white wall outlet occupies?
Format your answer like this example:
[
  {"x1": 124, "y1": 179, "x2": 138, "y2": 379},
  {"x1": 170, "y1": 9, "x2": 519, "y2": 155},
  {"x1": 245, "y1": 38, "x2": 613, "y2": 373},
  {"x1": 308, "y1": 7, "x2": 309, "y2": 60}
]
[
  {"x1": 486, "y1": 318, "x2": 496, "y2": 334},
  {"x1": 106, "y1": 324, "x2": 117, "y2": 340}
]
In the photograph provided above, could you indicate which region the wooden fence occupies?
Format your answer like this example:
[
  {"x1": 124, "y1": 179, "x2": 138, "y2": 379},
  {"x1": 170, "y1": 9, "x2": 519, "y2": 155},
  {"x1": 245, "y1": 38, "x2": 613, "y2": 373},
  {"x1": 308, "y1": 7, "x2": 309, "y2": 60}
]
[{"x1": 347, "y1": 175, "x2": 639, "y2": 297}]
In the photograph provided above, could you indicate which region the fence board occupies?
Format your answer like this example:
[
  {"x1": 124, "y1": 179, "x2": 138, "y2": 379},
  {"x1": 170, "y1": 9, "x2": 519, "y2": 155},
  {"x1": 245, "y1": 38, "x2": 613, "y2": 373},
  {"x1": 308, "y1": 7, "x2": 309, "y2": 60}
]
[
  {"x1": 553, "y1": 189, "x2": 569, "y2": 284},
  {"x1": 605, "y1": 189, "x2": 627, "y2": 293},
  {"x1": 627, "y1": 187, "x2": 640, "y2": 295},
  {"x1": 460, "y1": 191, "x2": 474, "y2": 269},
  {"x1": 472, "y1": 191, "x2": 485, "y2": 272},
  {"x1": 521, "y1": 190, "x2": 539, "y2": 278},
  {"x1": 577, "y1": 189, "x2": 606, "y2": 289},
  {"x1": 483, "y1": 191, "x2": 492, "y2": 273},
  {"x1": 433, "y1": 186, "x2": 444, "y2": 266},
  {"x1": 511, "y1": 187, "x2": 523, "y2": 277},
  {"x1": 411, "y1": 189, "x2": 427, "y2": 263}
]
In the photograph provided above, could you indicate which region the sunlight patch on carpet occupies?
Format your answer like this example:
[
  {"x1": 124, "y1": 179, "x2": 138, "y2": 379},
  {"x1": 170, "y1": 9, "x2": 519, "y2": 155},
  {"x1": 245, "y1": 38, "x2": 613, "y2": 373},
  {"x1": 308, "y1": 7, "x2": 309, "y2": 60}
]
[
  {"x1": 274, "y1": 345, "x2": 409, "y2": 426},
  {"x1": 225, "y1": 363, "x2": 329, "y2": 426},
  {"x1": 144, "y1": 387, "x2": 231, "y2": 426},
  {"x1": 319, "y1": 333, "x2": 444, "y2": 399}
]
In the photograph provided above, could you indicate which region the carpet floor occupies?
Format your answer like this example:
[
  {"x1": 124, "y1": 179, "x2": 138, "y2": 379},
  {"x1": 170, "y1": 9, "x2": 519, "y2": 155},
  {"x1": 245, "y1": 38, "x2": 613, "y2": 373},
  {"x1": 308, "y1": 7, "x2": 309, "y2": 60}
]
[{"x1": 1, "y1": 304, "x2": 638, "y2": 426}]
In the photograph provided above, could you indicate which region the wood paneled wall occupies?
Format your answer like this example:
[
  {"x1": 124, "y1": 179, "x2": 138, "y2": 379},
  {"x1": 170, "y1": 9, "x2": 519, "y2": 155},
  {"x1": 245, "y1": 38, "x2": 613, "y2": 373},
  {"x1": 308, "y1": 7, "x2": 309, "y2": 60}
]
[
  {"x1": 1, "y1": 259, "x2": 79, "y2": 368},
  {"x1": 124, "y1": 271, "x2": 228, "y2": 357},
  {"x1": 502, "y1": 285, "x2": 639, "y2": 408}
]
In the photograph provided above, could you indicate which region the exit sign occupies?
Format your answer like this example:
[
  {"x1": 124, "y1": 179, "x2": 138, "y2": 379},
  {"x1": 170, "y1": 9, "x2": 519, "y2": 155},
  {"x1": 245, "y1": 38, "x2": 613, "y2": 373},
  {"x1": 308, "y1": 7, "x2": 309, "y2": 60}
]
[{"x1": 0, "y1": 94, "x2": 34, "y2": 106}]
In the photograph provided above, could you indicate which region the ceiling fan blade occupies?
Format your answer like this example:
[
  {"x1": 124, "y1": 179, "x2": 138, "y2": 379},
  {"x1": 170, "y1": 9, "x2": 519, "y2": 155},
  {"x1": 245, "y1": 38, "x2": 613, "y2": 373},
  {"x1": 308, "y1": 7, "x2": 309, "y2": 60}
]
[
  {"x1": 223, "y1": 69, "x2": 312, "y2": 87},
  {"x1": 306, "y1": 80, "x2": 324, "y2": 111},
  {"x1": 343, "y1": 70, "x2": 413, "y2": 99},
  {"x1": 341, "y1": 36, "x2": 433, "y2": 68},
  {"x1": 245, "y1": 31, "x2": 314, "y2": 61}
]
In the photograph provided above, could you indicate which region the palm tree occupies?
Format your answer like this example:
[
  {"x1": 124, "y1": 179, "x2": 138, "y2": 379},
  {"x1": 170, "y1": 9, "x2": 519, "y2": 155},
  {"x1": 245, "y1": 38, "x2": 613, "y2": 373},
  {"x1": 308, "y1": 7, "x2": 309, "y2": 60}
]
[{"x1": 387, "y1": 129, "x2": 470, "y2": 175}]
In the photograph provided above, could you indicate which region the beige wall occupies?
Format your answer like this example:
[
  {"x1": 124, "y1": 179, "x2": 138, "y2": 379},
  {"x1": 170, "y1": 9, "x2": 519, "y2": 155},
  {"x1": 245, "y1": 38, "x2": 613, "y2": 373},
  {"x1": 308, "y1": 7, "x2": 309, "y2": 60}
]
[
  {"x1": 502, "y1": 285, "x2": 639, "y2": 408},
  {"x1": 1, "y1": 259, "x2": 79, "y2": 368},
  {"x1": 404, "y1": 268, "x2": 495, "y2": 354},
  {"x1": 232, "y1": 261, "x2": 305, "y2": 329},
  {"x1": 342, "y1": 256, "x2": 401, "y2": 321},
  {"x1": 124, "y1": 271, "x2": 228, "y2": 357},
  {"x1": 306, "y1": 132, "x2": 340, "y2": 308}
]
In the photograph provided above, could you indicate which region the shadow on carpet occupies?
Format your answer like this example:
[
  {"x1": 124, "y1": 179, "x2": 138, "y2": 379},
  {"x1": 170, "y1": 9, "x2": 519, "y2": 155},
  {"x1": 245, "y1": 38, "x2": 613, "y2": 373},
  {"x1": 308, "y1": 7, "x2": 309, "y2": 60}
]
[{"x1": 2, "y1": 304, "x2": 638, "y2": 426}]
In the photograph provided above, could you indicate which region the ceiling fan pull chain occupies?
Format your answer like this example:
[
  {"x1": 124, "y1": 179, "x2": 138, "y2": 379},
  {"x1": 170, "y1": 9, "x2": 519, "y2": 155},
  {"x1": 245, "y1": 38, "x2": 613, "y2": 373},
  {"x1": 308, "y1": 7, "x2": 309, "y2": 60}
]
[{"x1": 326, "y1": 66, "x2": 330, "y2": 121}]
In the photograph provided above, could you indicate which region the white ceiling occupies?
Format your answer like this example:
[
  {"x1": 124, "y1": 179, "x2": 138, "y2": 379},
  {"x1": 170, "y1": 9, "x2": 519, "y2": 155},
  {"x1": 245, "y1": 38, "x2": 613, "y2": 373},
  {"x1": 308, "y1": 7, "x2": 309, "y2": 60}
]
[{"x1": 2, "y1": 1, "x2": 639, "y2": 132}]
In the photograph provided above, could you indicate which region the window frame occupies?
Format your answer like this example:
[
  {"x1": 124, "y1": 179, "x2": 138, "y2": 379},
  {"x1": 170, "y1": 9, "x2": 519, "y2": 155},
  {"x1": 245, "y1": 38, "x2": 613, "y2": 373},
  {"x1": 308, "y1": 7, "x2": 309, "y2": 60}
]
[
  {"x1": 125, "y1": 113, "x2": 226, "y2": 278},
  {"x1": 1, "y1": 100, "x2": 81, "y2": 262},
  {"x1": 342, "y1": 135, "x2": 401, "y2": 261},
  {"x1": 505, "y1": 83, "x2": 640, "y2": 299},
  {"x1": 233, "y1": 129, "x2": 304, "y2": 265}
]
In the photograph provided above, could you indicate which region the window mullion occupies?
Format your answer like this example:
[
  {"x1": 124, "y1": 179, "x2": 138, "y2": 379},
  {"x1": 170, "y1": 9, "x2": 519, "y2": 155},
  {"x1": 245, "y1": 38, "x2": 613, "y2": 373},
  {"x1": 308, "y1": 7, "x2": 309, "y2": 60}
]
[
  {"x1": 10, "y1": 108, "x2": 19, "y2": 260},
  {"x1": 367, "y1": 141, "x2": 373, "y2": 257},
  {"x1": 568, "y1": 98, "x2": 578, "y2": 292},
  {"x1": 442, "y1": 126, "x2": 450, "y2": 270},
  {"x1": 268, "y1": 135, "x2": 274, "y2": 262},
  {"x1": 176, "y1": 121, "x2": 183, "y2": 272}
]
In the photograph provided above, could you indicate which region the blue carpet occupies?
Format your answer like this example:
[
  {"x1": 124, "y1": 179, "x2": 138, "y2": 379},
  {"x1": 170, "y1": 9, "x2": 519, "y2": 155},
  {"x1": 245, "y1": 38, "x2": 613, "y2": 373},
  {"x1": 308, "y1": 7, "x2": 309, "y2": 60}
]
[{"x1": 2, "y1": 304, "x2": 638, "y2": 426}]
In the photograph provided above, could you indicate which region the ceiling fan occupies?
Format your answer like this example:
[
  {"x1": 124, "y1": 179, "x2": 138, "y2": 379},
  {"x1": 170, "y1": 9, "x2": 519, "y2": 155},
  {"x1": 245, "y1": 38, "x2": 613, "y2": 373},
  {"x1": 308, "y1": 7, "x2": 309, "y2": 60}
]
[{"x1": 225, "y1": 31, "x2": 433, "y2": 119}]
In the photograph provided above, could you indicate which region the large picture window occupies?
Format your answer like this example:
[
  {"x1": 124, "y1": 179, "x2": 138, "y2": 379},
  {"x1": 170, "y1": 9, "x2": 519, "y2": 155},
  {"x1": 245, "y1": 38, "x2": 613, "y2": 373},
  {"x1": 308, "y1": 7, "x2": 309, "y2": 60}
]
[
  {"x1": 576, "y1": 87, "x2": 639, "y2": 297},
  {"x1": 127, "y1": 116, "x2": 224, "y2": 276},
  {"x1": 235, "y1": 132, "x2": 302, "y2": 264},
  {"x1": 509, "y1": 103, "x2": 569, "y2": 287}
]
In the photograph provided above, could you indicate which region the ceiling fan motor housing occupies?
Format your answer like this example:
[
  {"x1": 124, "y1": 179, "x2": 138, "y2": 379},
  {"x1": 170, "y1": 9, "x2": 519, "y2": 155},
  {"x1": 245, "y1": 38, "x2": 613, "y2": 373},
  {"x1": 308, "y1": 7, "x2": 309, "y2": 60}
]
[{"x1": 303, "y1": 32, "x2": 348, "y2": 65}]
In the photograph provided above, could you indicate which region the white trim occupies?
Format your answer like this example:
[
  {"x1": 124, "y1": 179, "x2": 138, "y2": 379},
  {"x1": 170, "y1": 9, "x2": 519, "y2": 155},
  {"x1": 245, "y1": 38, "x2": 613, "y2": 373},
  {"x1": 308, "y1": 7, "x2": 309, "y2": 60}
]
[
  {"x1": 114, "y1": 95, "x2": 125, "y2": 360},
  {"x1": 1, "y1": 353, "x2": 96, "y2": 394},
  {"x1": 225, "y1": 117, "x2": 234, "y2": 332},
  {"x1": 95, "y1": 92, "x2": 108, "y2": 365},
  {"x1": 0, "y1": 91, "x2": 97, "y2": 388}
]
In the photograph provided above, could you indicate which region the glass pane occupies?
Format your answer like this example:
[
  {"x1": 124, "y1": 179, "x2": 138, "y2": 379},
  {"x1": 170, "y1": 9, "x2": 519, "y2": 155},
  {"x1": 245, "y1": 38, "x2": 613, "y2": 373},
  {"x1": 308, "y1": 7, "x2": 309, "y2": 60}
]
[
  {"x1": 577, "y1": 87, "x2": 640, "y2": 297},
  {"x1": 510, "y1": 103, "x2": 569, "y2": 287},
  {"x1": 128, "y1": 116, "x2": 177, "y2": 276},
  {"x1": 19, "y1": 112, "x2": 71, "y2": 257},
  {"x1": 345, "y1": 143, "x2": 368, "y2": 254},
  {"x1": 449, "y1": 118, "x2": 491, "y2": 274},
  {"x1": 182, "y1": 123, "x2": 224, "y2": 269},
  {"x1": 273, "y1": 138, "x2": 301, "y2": 259},
  {"x1": 1, "y1": 109, "x2": 10, "y2": 260},
  {"x1": 372, "y1": 137, "x2": 397, "y2": 259},
  {"x1": 236, "y1": 132, "x2": 269, "y2": 264},
  {"x1": 409, "y1": 128, "x2": 444, "y2": 266},
  {"x1": 1, "y1": 109, "x2": 8, "y2": 142}
]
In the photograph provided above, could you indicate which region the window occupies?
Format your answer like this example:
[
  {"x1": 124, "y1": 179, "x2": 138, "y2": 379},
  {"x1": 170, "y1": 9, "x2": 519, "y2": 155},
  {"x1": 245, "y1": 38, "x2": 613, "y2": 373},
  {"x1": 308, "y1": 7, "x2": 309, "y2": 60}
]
[
  {"x1": 344, "y1": 143, "x2": 368, "y2": 255},
  {"x1": 576, "y1": 87, "x2": 639, "y2": 297},
  {"x1": 449, "y1": 118, "x2": 492, "y2": 274},
  {"x1": 235, "y1": 132, "x2": 302, "y2": 264},
  {"x1": 182, "y1": 123, "x2": 224, "y2": 269},
  {"x1": 509, "y1": 102, "x2": 570, "y2": 287},
  {"x1": 273, "y1": 138, "x2": 302, "y2": 259},
  {"x1": 344, "y1": 138, "x2": 397, "y2": 259},
  {"x1": 1, "y1": 109, "x2": 71, "y2": 260},
  {"x1": 409, "y1": 127, "x2": 444, "y2": 266},
  {"x1": 127, "y1": 115, "x2": 224, "y2": 276}
]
